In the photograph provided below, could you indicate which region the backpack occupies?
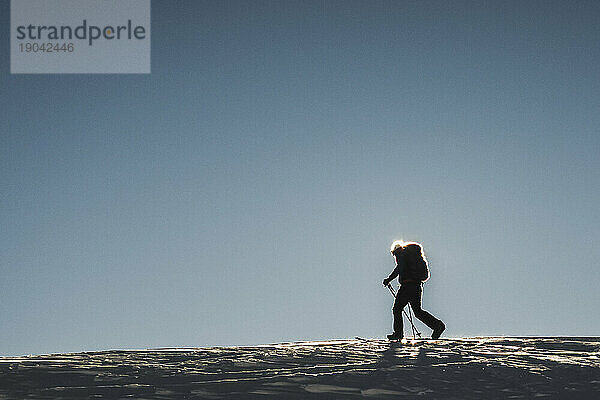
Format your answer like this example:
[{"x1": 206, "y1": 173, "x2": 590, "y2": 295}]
[{"x1": 404, "y1": 244, "x2": 430, "y2": 282}]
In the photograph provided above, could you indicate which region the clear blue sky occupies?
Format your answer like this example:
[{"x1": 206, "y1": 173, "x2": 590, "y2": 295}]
[{"x1": 1, "y1": 1, "x2": 599, "y2": 356}]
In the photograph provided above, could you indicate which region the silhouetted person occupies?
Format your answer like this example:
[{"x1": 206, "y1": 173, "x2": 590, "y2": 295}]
[{"x1": 383, "y1": 241, "x2": 445, "y2": 340}]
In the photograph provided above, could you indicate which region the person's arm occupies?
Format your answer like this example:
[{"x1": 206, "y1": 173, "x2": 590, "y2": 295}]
[{"x1": 383, "y1": 253, "x2": 406, "y2": 286}]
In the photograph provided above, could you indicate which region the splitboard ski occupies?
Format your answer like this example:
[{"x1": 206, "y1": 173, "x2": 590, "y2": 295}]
[
  {"x1": 386, "y1": 337, "x2": 447, "y2": 345},
  {"x1": 354, "y1": 337, "x2": 441, "y2": 346}
]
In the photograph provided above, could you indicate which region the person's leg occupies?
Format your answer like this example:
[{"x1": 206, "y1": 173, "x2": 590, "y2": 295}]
[
  {"x1": 391, "y1": 284, "x2": 411, "y2": 337},
  {"x1": 409, "y1": 283, "x2": 444, "y2": 332}
]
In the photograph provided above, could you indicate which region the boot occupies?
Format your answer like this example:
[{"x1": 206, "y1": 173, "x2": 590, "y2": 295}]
[{"x1": 431, "y1": 321, "x2": 445, "y2": 339}]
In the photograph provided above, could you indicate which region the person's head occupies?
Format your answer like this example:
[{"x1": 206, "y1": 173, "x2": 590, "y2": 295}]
[
  {"x1": 390, "y1": 240, "x2": 424, "y2": 258},
  {"x1": 390, "y1": 240, "x2": 405, "y2": 256}
]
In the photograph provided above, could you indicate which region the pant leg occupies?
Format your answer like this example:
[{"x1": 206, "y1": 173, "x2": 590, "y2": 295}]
[
  {"x1": 392, "y1": 284, "x2": 411, "y2": 335},
  {"x1": 408, "y1": 283, "x2": 442, "y2": 330}
]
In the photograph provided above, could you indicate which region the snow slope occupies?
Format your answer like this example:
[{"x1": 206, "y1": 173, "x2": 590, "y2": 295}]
[{"x1": 1, "y1": 337, "x2": 599, "y2": 399}]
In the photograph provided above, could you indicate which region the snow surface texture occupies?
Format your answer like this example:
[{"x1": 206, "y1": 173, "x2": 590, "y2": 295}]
[{"x1": 1, "y1": 337, "x2": 599, "y2": 399}]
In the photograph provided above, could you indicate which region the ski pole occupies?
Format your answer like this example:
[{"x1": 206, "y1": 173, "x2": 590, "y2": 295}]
[
  {"x1": 406, "y1": 305, "x2": 419, "y2": 339},
  {"x1": 407, "y1": 303, "x2": 422, "y2": 338},
  {"x1": 386, "y1": 284, "x2": 421, "y2": 339},
  {"x1": 386, "y1": 283, "x2": 396, "y2": 296}
]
